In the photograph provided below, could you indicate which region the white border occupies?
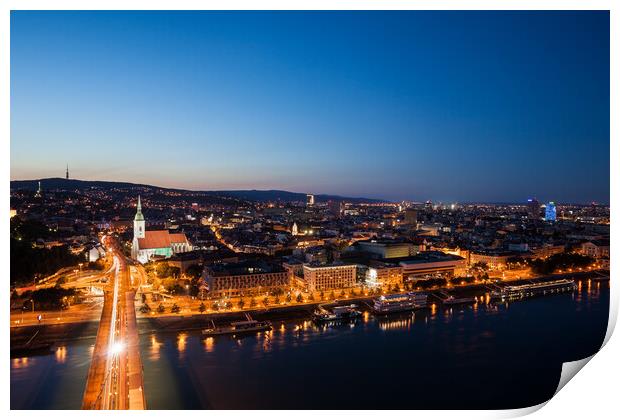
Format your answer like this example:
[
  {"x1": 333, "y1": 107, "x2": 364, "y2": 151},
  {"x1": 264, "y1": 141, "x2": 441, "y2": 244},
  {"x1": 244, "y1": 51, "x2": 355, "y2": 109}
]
[{"x1": 2, "y1": 2, "x2": 616, "y2": 419}]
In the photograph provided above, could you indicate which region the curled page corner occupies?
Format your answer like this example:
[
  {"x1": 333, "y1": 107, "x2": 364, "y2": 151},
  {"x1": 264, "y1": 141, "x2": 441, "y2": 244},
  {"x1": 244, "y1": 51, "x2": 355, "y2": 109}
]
[
  {"x1": 555, "y1": 355, "x2": 595, "y2": 396},
  {"x1": 493, "y1": 354, "x2": 599, "y2": 419},
  {"x1": 494, "y1": 401, "x2": 548, "y2": 419}
]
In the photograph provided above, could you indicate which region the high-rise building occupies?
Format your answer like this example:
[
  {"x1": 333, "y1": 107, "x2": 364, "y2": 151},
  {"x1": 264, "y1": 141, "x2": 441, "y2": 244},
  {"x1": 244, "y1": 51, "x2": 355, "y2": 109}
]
[
  {"x1": 328, "y1": 200, "x2": 342, "y2": 217},
  {"x1": 66, "y1": 164, "x2": 69, "y2": 179},
  {"x1": 545, "y1": 202, "x2": 557, "y2": 222},
  {"x1": 527, "y1": 198, "x2": 540, "y2": 220},
  {"x1": 404, "y1": 208, "x2": 418, "y2": 225},
  {"x1": 306, "y1": 194, "x2": 315, "y2": 206}
]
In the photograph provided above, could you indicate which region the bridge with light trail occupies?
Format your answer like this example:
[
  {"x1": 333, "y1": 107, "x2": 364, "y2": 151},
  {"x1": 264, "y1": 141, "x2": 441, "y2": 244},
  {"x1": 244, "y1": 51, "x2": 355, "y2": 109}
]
[{"x1": 82, "y1": 237, "x2": 146, "y2": 410}]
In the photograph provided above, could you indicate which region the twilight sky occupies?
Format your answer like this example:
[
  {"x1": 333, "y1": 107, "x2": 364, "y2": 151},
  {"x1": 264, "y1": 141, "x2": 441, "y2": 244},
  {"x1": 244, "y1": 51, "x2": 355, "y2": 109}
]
[{"x1": 10, "y1": 11, "x2": 609, "y2": 204}]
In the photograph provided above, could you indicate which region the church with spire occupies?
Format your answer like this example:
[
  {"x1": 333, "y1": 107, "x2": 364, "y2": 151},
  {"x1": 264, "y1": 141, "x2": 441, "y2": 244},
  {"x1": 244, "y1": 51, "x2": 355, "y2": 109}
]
[{"x1": 130, "y1": 196, "x2": 192, "y2": 264}]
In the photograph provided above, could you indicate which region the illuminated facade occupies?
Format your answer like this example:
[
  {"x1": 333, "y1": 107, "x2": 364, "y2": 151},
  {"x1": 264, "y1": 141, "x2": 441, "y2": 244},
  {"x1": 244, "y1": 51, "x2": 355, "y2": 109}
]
[
  {"x1": 545, "y1": 202, "x2": 557, "y2": 222},
  {"x1": 303, "y1": 263, "x2": 357, "y2": 291},
  {"x1": 365, "y1": 262, "x2": 403, "y2": 287},
  {"x1": 204, "y1": 263, "x2": 290, "y2": 297}
]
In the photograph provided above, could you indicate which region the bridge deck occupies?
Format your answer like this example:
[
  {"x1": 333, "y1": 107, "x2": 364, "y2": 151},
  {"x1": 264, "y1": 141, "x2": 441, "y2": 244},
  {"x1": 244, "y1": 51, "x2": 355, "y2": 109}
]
[{"x1": 82, "y1": 249, "x2": 145, "y2": 410}]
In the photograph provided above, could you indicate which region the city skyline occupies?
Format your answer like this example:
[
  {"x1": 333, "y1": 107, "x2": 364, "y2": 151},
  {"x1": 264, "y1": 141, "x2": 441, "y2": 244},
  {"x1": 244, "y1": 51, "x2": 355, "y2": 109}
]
[
  {"x1": 8, "y1": 174, "x2": 604, "y2": 206},
  {"x1": 10, "y1": 11, "x2": 610, "y2": 203}
]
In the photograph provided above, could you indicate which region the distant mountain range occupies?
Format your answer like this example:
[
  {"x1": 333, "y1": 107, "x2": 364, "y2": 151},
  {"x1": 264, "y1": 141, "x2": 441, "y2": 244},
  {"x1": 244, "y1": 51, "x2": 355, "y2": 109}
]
[{"x1": 10, "y1": 178, "x2": 385, "y2": 204}]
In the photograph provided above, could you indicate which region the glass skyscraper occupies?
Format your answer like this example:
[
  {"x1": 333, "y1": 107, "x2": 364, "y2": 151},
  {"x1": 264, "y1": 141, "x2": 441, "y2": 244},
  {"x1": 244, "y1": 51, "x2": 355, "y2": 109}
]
[{"x1": 545, "y1": 202, "x2": 557, "y2": 222}]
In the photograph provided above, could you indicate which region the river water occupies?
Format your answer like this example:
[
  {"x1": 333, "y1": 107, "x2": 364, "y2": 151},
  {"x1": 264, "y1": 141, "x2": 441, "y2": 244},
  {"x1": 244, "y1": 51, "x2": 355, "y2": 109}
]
[{"x1": 11, "y1": 279, "x2": 609, "y2": 410}]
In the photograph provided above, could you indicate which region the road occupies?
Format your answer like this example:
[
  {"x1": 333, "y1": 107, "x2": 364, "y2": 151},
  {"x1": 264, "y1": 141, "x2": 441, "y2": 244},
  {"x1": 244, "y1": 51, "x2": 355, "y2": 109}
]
[{"x1": 82, "y1": 236, "x2": 145, "y2": 410}]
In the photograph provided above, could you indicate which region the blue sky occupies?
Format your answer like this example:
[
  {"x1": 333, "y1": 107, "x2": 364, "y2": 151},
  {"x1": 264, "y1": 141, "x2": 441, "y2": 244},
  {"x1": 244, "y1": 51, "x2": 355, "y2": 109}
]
[{"x1": 10, "y1": 11, "x2": 609, "y2": 203}]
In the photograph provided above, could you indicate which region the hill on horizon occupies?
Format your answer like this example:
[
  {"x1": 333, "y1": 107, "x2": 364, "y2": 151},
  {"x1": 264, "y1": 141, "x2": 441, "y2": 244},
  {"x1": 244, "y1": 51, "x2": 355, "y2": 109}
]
[{"x1": 10, "y1": 177, "x2": 386, "y2": 204}]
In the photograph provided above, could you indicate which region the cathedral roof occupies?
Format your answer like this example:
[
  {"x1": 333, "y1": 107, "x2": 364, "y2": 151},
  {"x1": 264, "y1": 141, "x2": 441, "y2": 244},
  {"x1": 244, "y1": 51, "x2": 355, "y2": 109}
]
[
  {"x1": 137, "y1": 230, "x2": 189, "y2": 250},
  {"x1": 138, "y1": 230, "x2": 170, "y2": 249},
  {"x1": 169, "y1": 232, "x2": 189, "y2": 243}
]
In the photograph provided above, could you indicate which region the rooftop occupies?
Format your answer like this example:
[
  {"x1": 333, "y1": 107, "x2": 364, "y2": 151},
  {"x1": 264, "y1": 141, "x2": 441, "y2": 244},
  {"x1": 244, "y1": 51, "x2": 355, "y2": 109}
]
[
  {"x1": 207, "y1": 260, "x2": 285, "y2": 277},
  {"x1": 383, "y1": 251, "x2": 465, "y2": 265}
]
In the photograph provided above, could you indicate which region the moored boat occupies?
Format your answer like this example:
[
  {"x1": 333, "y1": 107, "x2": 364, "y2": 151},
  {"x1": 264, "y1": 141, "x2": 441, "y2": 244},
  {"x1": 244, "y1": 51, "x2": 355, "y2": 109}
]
[
  {"x1": 491, "y1": 279, "x2": 576, "y2": 301},
  {"x1": 202, "y1": 319, "x2": 272, "y2": 337},
  {"x1": 442, "y1": 295, "x2": 476, "y2": 305},
  {"x1": 312, "y1": 304, "x2": 362, "y2": 323},
  {"x1": 373, "y1": 292, "x2": 428, "y2": 314}
]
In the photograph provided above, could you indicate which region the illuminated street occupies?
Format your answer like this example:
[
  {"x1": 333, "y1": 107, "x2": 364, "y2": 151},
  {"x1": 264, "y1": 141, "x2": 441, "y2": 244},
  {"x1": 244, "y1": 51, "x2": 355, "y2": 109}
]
[{"x1": 82, "y1": 237, "x2": 145, "y2": 410}]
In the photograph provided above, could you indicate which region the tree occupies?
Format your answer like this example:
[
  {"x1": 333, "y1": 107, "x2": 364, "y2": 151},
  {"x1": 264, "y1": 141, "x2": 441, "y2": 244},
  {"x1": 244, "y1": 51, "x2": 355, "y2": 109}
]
[
  {"x1": 139, "y1": 303, "x2": 151, "y2": 313},
  {"x1": 262, "y1": 296, "x2": 270, "y2": 307},
  {"x1": 171, "y1": 303, "x2": 180, "y2": 313},
  {"x1": 472, "y1": 262, "x2": 489, "y2": 271},
  {"x1": 211, "y1": 301, "x2": 220, "y2": 311},
  {"x1": 198, "y1": 302, "x2": 206, "y2": 313},
  {"x1": 156, "y1": 262, "x2": 181, "y2": 279},
  {"x1": 224, "y1": 301, "x2": 233, "y2": 310},
  {"x1": 319, "y1": 291, "x2": 325, "y2": 301},
  {"x1": 157, "y1": 303, "x2": 165, "y2": 313},
  {"x1": 339, "y1": 289, "x2": 346, "y2": 298},
  {"x1": 156, "y1": 262, "x2": 171, "y2": 278},
  {"x1": 274, "y1": 296, "x2": 281, "y2": 305},
  {"x1": 238, "y1": 298, "x2": 246, "y2": 309},
  {"x1": 528, "y1": 252, "x2": 594, "y2": 275},
  {"x1": 141, "y1": 293, "x2": 147, "y2": 304},
  {"x1": 307, "y1": 293, "x2": 315, "y2": 302},
  {"x1": 296, "y1": 293, "x2": 303, "y2": 303},
  {"x1": 185, "y1": 264, "x2": 203, "y2": 280},
  {"x1": 250, "y1": 297, "x2": 257, "y2": 307},
  {"x1": 28, "y1": 286, "x2": 77, "y2": 310},
  {"x1": 329, "y1": 291, "x2": 336, "y2": 300},
  {"x1": 285, "y1": 293, "x2": 292, "y2": 303}
]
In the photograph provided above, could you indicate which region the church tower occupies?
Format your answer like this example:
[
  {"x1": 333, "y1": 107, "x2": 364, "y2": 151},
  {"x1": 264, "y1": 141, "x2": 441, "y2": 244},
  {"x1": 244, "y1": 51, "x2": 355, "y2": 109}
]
[
  {"x1": 131, "y1": 196, "x2": 145, "y2": 261},
  {"x1": 134, "y1": 196, "x2": 145, "y2": 239}
]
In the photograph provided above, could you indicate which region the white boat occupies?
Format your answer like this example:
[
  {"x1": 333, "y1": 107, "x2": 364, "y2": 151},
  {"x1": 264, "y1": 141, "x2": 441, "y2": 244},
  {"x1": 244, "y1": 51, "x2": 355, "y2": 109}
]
[
  {"x1": 491, "y1": 279, "x2": 576, "y2": 301},
  {"x1": 313, "y1": 304, "x2": 362, "y2": 322},
  {"x1": 373, "y1": 292, "x2": 428, "y2": 314}
]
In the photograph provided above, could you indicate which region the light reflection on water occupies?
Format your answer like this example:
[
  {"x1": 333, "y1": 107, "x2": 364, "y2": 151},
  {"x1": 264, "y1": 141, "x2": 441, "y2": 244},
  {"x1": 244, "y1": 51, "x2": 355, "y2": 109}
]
[
  {"x1": 139, "y1": 282, "x2": 609, "y2": 410},
  {"x1": 11, "y1": 337, "x2": 96, "y2": 409},
  {"x1": 11, "y1": 281, "x2": 609, "y2": 410},
  {"x1": 144, "y1": 282, "x2": 609, "y2": 365},
  {"x1": 55, "y1": 346, "x2": 67, "y2": 364}
]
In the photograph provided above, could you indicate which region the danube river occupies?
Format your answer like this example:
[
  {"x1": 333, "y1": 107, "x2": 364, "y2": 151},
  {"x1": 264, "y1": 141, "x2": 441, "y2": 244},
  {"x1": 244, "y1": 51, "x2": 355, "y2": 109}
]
[{"x1": 11, "y1": 280, "x2": 609, "y2": 409}]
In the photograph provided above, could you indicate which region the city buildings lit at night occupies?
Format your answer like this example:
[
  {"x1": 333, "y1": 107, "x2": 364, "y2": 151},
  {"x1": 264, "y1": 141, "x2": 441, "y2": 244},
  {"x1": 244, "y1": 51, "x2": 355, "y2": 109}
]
[{"x1": 7, "y1": 6, "x2": 611, "y2": 414}]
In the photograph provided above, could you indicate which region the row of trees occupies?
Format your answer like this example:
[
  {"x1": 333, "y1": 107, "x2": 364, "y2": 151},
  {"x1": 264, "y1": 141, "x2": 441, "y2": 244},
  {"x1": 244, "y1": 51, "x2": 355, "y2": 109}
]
[
  {"x1": 140, "y1": 302, "x2": 181, "y2": 314},
  {"x1": 15, "y1": 286, "x2": 78, "y2": 310},
  {"x1": 10, "y1": 217, "x2": 84, "y2": 286},
  {"x1": 11, "y1": 238, "x2": 82, "y2": 286},
  {"x1": 528, "y1": 252, "x2": 594, "y2": 275}
]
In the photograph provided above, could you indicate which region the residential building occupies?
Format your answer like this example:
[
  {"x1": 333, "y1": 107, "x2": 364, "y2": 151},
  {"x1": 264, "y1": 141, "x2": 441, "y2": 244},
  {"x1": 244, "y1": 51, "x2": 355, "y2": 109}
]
[{"x1": 204, "y1": 261, "x2": 290, "y2": 297}]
